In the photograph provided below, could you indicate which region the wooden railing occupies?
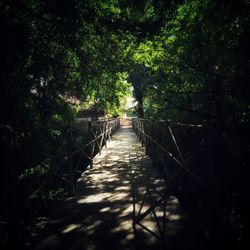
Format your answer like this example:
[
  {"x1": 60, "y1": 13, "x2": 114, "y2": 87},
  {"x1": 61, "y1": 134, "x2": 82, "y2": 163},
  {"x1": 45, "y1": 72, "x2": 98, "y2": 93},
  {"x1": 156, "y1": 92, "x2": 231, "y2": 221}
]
[
  {"x1": 62, "y1": 117, "x2": 120, "y2": 192},
  {"x1": 72, "y1": 117, "x2": 120, "y2": 162},
  {"x1": 132, "y1": 118, "x2": 207, "y2": 187},
  {"x1": 131, "y1": 117, "x2": 224, "y2": 243}
]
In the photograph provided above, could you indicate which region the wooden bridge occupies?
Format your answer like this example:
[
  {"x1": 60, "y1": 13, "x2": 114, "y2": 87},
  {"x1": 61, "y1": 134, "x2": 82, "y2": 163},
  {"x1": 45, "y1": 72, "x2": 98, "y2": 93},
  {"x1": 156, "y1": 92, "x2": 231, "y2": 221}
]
[{"x1": 28, "y1": 117, "x2": 232, "y2": 250}]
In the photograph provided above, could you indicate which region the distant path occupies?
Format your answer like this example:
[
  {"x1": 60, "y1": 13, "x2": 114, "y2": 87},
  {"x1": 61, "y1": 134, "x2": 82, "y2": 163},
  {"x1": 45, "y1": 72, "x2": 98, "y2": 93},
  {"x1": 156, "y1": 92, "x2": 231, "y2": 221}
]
[{"x1": 29, "y1": 119, "x2": 182, "y2": 250}]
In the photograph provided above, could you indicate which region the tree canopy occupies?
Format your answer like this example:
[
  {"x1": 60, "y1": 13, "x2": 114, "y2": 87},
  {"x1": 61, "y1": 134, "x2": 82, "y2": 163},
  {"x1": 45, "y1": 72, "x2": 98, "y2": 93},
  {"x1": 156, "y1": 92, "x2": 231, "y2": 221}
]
[
  {"x1": 0, "y1": 0, "x2": 249, "y2": 248},
  {"x1": 130, "y1": 0, "x2": 249, "y2": 124}
]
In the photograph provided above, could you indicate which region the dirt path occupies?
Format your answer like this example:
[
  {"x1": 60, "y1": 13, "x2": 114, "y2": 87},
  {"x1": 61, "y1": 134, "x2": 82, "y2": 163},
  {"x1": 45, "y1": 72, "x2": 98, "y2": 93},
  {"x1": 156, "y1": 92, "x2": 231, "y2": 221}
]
[{"x1": 29, "y1": 120, "x2": 183, "y2": 250}]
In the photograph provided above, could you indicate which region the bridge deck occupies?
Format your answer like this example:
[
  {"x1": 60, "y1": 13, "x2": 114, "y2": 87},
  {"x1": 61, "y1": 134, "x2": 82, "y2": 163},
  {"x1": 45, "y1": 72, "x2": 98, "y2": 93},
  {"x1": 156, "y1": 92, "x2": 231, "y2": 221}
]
[{"x1": 31, "y1": 120, "x2": 183, "y2": 250}]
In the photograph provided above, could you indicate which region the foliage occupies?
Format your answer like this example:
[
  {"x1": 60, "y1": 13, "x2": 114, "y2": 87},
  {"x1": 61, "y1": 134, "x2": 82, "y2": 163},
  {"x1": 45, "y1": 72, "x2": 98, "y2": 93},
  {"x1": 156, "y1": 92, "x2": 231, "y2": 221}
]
[
  {"x1": 0, "y1": 0, "x2": 249, "y2": 247},
  {"x1": 130, "y1": 0, "x2": 250, "y2": 125}
]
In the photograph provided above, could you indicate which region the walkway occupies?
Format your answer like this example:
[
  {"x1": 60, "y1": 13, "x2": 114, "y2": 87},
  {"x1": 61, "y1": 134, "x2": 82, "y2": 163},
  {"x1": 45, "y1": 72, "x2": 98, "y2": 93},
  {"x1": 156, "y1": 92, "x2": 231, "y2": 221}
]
[{"x1": 30, "y1": 119, "x2": 183, "y2": 250}]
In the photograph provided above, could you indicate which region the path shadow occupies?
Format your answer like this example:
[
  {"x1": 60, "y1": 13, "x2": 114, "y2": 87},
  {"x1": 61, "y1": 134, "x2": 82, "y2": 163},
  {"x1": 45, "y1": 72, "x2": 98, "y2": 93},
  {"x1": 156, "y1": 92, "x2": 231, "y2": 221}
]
[
  {"x1": 26, "y1": 126, "x2": 160, "y2": 250},
  {"x1": 27, "y1": 124, "x2": 203, "y2": 250}
]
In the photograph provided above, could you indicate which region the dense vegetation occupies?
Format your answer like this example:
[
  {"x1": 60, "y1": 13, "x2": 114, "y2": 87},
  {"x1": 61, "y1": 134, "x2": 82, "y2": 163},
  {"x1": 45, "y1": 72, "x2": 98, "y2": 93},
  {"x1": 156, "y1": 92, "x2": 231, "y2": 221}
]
[
  {"x1": 130, "y1": 1, "x2": 249, "y2": 124},
  {"x1": 0, "y1": 0, "x2": 249, "y2": 248}
]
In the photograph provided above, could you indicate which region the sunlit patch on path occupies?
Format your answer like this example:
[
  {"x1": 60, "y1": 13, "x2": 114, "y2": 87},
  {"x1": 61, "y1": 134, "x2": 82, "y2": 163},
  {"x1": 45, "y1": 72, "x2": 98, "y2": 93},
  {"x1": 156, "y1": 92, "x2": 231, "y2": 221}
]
[{"x1": 30, "y1": 118, "x2": 183, "y2": 250}]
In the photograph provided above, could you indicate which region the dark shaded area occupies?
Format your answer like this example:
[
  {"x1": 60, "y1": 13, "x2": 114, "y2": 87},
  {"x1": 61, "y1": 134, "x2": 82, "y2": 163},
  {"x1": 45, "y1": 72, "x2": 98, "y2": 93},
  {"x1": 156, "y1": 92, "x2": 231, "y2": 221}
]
[
  {"x1": 0, "y1": 0, "x2": 249, "y2": 249},
  {"x1": 133, "y1": 118, "x2": 250, "y2": 249}
]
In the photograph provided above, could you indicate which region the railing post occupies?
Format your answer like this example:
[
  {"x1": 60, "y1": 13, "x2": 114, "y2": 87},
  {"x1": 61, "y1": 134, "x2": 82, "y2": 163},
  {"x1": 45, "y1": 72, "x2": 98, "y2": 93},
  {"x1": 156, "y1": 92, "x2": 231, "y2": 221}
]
[
  {"x1": 88, "y1": 121, "x2": 93, "y2": 168},
  {"x1": 108, "y1": 121, "x2": 111, "y2": 142},
  {"x1": 68, "y1": 122, "x2": 75, "y2": 193},
  {"x1": 145, "y1": 121, "x2": 149, "y2": 155},
  {"x1": 151, "y1": 120, "x2": 157, "y2": 167},
  {"x1": 164, "y1": 121, "x2": 171, "y2": 183},
  {"x1": 98, "y1": 121, "x2": 103, "y2": 155},
  {"x1": 140, "y1": 119, "x2": 144, "y2": 146},
  {"x1": 104, "y1": 121, "x2": 108, "y2": 148}
]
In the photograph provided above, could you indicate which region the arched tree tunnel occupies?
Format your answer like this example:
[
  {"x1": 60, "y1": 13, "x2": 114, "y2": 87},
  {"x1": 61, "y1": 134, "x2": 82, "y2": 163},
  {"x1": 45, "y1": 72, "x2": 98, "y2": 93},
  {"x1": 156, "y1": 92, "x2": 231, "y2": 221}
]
[{"x1": 0, "y1": 1, "x2": 249, "y2": 249}]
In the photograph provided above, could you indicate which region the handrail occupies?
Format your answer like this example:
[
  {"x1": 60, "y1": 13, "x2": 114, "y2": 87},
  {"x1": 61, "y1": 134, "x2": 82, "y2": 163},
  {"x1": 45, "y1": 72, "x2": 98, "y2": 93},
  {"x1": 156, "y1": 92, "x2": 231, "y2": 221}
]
[
  {"x1": 132, "y1": 117, "x2": 211, "y2": 192},
  {"x1": 131, "y1": 117, "x2": 219, "y2": 243},
  {"x1": 71, "y1": 118, "x2": 120, "y2": 156},
  {"x1": 134, "y1": 117, "x2": 205, "y2": 128},
  {"x1": 60, "y1": 117, "x2": 120, "y2": 192}
]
